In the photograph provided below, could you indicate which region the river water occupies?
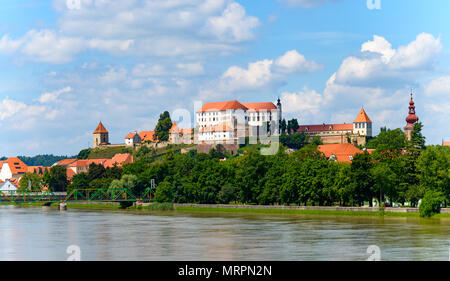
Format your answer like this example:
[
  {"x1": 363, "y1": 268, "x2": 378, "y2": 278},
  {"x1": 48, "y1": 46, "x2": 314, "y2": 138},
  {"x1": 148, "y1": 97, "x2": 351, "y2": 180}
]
[{"x1": 0, "y1": 205, "x2": 449, "y2": 261}]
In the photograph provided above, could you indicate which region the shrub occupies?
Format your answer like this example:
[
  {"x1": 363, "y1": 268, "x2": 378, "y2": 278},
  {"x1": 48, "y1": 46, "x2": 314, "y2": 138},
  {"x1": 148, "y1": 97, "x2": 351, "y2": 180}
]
[
  {"x1": 419, "y1": 190, "x2": 444, "y2": 217},
  {"x1": 154, "y1": 181, "x2": 174, "y2": 203},
  {"x1": 147, "y1": 202, "x2": 174, "y2": 211},
  {"x1": 119, "y1": 201, "x2": 133, "y2": 209}
]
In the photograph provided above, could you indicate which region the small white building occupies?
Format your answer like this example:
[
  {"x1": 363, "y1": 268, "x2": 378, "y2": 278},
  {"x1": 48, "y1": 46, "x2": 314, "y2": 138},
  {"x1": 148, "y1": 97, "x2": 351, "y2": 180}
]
[
  {"x1": 125, "y1": 132, "x2": 142, "y2": 146},
  {"x1": 0, "y1": 179, "x2": 19, "y2": 191}
]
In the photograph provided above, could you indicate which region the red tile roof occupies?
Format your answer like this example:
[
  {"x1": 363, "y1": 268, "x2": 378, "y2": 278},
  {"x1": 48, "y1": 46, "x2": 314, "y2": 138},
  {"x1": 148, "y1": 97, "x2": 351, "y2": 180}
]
[
  {"x1": 93, "y1": 122, "x2": 108, "y2": 134},
  {"x1": 198, "y1": 100, "x2": 248, "y2": 112},
  {"x1": 318, "y1": 143, "x2": 363, "y2": 163},
  {"x1": 66, "y1": 168, "x2": 76, "y2": 181},
  {"x1": 170, "y1": 123, "x2": 192, "y2": 135},
  {"x1": 443, "y1": 141, "x2": 450, "y2": 147},
  {"x1": 68, "y1": 159, "x2": 108, "y2": 168},
  {"x1": 139, "y1": 131, "x2": 158, "y2": 142},
  {"x1": 104, "y1": 153, "x2": 134, "y2": 168},
  {"x1": 5, "y1": 157, "x2": 28, "y2": 175},
  {"x1": 125, "y1": 132, "x2": 139, "y2": 139},
  {"x1": 354, "y1": 108, "x2": 372, "y2": 123},
  {"x1": 55, "y1": 159, "x2": 78, "y2": 166},
  {"x1": 242, "y1": 102, "x2": 277, "y2": 112},
  {"x1": 297, "y1": 123, "x2": 353, "y2": 133},
  {"x1": 169, "y1": 122, "x2": 179, "y2": 134}
]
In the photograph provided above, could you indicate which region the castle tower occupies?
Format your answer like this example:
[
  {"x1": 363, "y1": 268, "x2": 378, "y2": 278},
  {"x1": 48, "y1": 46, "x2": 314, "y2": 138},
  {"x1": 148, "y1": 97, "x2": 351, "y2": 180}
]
[
  {"x1": 353, "y1": 107, "x2": 372, "y2": 137},
  {"x1": 93, "y1": 121, "x2": 109, "y2": 148},
  {"x1": 404, "y1": 93, "x2": 419, "y2": 140}
]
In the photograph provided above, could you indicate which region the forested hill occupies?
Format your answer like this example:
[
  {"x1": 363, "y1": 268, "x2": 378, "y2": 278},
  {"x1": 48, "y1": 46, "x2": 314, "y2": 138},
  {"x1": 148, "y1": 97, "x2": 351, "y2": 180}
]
[{"x1": 15, "y1": 155, "x2": 76, "y2": 167}]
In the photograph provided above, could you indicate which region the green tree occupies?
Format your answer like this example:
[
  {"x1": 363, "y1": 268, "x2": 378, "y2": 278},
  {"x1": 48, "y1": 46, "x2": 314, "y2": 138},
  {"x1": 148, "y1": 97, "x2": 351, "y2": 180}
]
[
  {"x1": 155, "y1": 181, "x2": 174, "y2": 203},
  {"x1": 87, "y1": 163, "x2": 106, "y2": 181},
  {"x1": 419, "y1": 190, "x2": 444, "y2": 217},
  {"x1": 287, "y1": 119, "x2": 299, "y2": 134},
  {"x1": 155, "y1": 111, "x2": 172, "y2": 142},
  {"x1": 77, "y1": 149, "x2": 91, "y2": 159},
  {"x1": 19, "y1": 173, "x2": 42, "y2": 190},
  {"x1": 350, "y1": 151, "x2": 374, "y2": 206},
  {"x1": 68, "y1": 173, "x2": 90, "y2": 190},
  {"x1": 280, "y1": 119, "x2": 287, "y2": 135},
  {"x1": 417, "y1": 145, "x2": 450, "y2": 206},
  {"x1": 43, "y1": 166, "x2": 69, "y2": 192}
]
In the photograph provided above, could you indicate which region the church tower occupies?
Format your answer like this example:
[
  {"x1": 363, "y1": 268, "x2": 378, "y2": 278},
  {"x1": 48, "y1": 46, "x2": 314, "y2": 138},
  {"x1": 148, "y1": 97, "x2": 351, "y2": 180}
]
[
  {"x1": 276, "y1": 98, "x2": 282, "y2": 135},
  {"x1": 93, "y1": 121, "x2": 109, "y2": 148},
  {"x1": 404, "y1": 93, "x2": 419, "y2": 140}
]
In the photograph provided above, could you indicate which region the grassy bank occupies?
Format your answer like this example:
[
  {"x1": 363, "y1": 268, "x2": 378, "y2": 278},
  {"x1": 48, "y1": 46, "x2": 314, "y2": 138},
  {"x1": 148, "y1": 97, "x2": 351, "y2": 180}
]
[
  {"x1": 3, "y1": 202, "x2": 450, "y2": 218},
  {"x1": 174, "y1": 206, "x2": 446, "y2": 218}
]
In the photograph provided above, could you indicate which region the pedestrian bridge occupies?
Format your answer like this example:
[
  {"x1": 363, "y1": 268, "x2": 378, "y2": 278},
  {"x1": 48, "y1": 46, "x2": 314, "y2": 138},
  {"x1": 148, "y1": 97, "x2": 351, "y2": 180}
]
[{"x1": 0, "y1": 188, "x2": 155, "y2": 203}]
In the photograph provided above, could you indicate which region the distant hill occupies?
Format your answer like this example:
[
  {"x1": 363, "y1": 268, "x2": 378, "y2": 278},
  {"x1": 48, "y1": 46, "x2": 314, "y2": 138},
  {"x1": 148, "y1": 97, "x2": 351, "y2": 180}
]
[{"x1": 17, "y1": 155, "x2": 76, "y2": 167}]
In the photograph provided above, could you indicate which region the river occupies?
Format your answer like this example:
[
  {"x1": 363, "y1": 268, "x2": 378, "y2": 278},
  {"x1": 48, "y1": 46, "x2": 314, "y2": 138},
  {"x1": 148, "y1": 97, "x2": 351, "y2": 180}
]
[{"x1": 0, "y1": 205, "x2": 449, "y2": 261}]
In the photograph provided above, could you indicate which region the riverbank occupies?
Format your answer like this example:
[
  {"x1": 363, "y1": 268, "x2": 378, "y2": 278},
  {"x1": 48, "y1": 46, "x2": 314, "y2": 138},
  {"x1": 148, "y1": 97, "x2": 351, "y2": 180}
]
[{"x1": 3, "y1": 201, "x2": 450, "y2": 218}]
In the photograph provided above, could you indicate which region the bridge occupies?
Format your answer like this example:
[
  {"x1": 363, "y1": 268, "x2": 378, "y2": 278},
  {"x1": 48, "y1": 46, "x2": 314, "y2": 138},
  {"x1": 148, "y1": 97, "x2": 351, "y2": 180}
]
[{"x1": 0, "y1": 188, "x2": 155, "y2": 204}]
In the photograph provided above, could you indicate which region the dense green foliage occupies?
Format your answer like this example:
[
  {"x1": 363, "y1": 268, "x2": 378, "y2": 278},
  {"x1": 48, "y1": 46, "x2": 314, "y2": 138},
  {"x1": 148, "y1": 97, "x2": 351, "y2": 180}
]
[
  {"x1": 19, "y1": 173, "x2": 42, "y2": 190},
  {"x1": 155, "y1": 111, "x2": 172, "y2": 142},
  {"x1": 43, "y1": 166, "x2": 69, "y2": 192},
  {"x1": 419, "y1": 190, "x2": 445, "y2": 217},
  {"x1": 17, "y1": 155, "x2": 75, "y2": 166},
  {"x1": 79, "y1": 146, "x2": 133, "y2": 159}
]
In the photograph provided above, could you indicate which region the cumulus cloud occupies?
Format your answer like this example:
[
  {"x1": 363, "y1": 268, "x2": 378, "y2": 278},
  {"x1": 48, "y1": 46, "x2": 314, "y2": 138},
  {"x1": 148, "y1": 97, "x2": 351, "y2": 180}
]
[
  {"x1": 204, "y1": 2, "x2": 260, "y2": 42},
  {"x1": 39, "y1": 86, "x2": 73, "y2": 103},
  {"x1": 216, "y1": 50, "x2": 322, "y2": 92},
  {"x1": 281, "y1": 88, "x2": 324, "y2": 115},
  {"x1": 424, "y1": 76, "x2": 450, "y2": 97},
  {"x1": 0, "y1": 0, "x2": 260, "y2": 64},
  {"x1": 334, "y1": 33, "x2": 442, "y2": 87}
]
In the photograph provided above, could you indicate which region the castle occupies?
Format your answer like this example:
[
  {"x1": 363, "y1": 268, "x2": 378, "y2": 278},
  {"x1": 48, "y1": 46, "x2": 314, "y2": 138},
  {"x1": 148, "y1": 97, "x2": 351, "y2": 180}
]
[
  {"x1": 91, "y1": 93, "x2": 429, "y2": 150},
  {"x1": 296, "y1": 108, "x2": 373, "y2": 146}
]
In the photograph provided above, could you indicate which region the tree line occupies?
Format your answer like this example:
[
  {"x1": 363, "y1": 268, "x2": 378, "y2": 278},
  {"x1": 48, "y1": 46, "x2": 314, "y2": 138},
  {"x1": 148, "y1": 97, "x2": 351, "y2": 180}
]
[{"x1": 19, "y1": 123, "x2": 449, "y2": 210}]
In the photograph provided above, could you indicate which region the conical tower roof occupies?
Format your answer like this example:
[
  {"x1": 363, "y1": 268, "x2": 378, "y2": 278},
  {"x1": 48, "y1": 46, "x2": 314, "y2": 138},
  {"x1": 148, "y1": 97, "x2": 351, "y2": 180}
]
[
  {"x1": 353, "y1": 108, "x2": 372, "y2": 123},
  {"x1": 93, "y1": 122, "x2": 108, "y2": 134}
]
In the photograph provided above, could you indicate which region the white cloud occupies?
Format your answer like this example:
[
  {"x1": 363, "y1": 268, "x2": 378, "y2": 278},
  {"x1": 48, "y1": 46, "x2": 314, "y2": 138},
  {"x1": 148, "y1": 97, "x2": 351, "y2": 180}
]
[
  {"x1": 425, "y1": 76, "x2": 450, "y2": 97},
  {"x1": 334, "y1": 33, "x2": 442, "y2": 86},
  {"x1": 39, "y1": 86, "x2": 73, "y2": 103},
  {"x1": 216, "y1": 50, "x2": 321, "y2": 92},
  {"x1": 0, "y1": 99, "x2": 27, "y2": 121},
  {"x1": 204, "y1": 2, "x2": 260, "y2": 42},
  {"x1": 274, "y1": 50, "x2": 323, "y2": 73},
  {"x1": 0, "y1": 0, "x2": 260, "y2": 64},
  {"x1": 281, "y1": 88, "x2": 324, "y2": 115}
]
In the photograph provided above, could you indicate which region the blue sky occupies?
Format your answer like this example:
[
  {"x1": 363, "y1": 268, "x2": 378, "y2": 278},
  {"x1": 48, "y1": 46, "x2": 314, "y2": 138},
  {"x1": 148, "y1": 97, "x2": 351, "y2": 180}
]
[{"x1": 0, "y1": 0, "x2": 449, "y2": 156}]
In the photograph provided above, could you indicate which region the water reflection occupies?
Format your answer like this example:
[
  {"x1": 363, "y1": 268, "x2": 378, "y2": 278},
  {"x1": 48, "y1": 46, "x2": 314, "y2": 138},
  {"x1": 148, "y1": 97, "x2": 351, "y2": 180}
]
[{"x1": 0, "y1": 206, "x2": 449, "y2": 261}]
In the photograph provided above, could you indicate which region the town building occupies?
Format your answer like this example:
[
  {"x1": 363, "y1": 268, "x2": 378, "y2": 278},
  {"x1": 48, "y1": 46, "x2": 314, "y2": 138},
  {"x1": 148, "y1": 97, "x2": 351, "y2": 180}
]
[
  {"x1": 297, "y1": 108, "x2": 372, "y2": 146},
  {"x1": 196, "y1": 99, "x2": 282, "y2": 143},
  {"x1": 443, "y1": 141, "x2": 450, "y2": 147},
  {"x1": 139, "y1": 131, "x2": 158, "y2": 143},
  {"x1": 318, "y1": 143, "x2": 363, "y2": 163},
  {"x1": 54, "y1": 153, "x2": 134, "y2": 181},
  {"x1": 125, "y1": 132, "x2": 141, "y2": 146},
  {"x1": 0, "y1": 179, "x2": 19, "y2": 191},
  {"x1": 404, "y1": 93, "x2": 419, "y2": 141},
  {"x1": 0, "y1": 157, "x2": 28, "y2": 182},
  {"x1": 169, "y1": 123, "x2": 193, "y2": 144},
  {"x1": 93, "y1": 122, "x2": 110, "y2": 148}
]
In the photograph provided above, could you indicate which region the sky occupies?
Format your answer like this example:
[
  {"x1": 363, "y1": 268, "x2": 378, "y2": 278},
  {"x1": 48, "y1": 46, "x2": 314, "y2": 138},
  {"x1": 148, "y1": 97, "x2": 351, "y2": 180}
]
[{"x1": 0, "y1": 0, "x2": 449, "y2": 156}]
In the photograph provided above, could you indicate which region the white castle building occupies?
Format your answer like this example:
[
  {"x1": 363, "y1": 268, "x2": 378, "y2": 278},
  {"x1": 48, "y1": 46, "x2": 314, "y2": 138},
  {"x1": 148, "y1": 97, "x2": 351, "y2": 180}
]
[{"x1": 196, "y1": 99, "x2": 282, "y2": 143}]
